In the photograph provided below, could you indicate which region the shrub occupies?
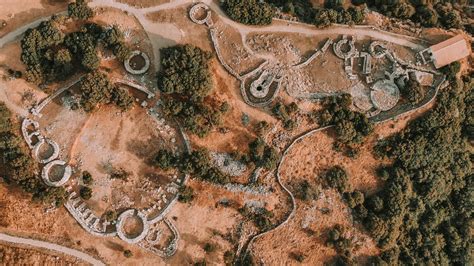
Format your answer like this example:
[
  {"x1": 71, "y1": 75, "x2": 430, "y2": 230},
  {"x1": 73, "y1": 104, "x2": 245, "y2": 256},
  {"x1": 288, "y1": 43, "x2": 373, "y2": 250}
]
[
  {"x1": 239, "y1": 205, "x2": 274, "y2": 231},
  {"x1": 123, "y1": 249, "x2": 132, "y2": 258},
  {"x1": 110, "y1": 168, "x2": 130, "y2": 181},
  {"x1": 79, "y1": 186, "x2": 92, "y2": 200},
  {"x1": 178, "y1": 185, "x2": 194, "y2": 203},
  {"x1": 223, "y1": 250, "x2": 235, "y2": 265},
  {"x1": 323, "y1": 166, "x2": 350, "y2": 193},
  {"x1": 104, "y1": 210, "x2": 117, "y2": 221},
  {"x1": 289, "y1": 251, "x2": 306, "y2": 262},
  {"x1": 292, "y1": 180, "x2": 319, "y2": 201},
  {"x1": 153, "y1": 149, "x2": 176, "y2": 170},
  {"x1": 203, "y1": 243, "x2": 215, "y2": 253},
  {"x1": 82, "y1": 171, "x2": 93, "y2": 185}
]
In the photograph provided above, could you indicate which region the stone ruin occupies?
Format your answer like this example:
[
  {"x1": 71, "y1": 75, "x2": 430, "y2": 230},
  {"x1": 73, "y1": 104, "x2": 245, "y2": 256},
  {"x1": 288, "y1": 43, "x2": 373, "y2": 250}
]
[
  {"x1": 21, "y1": 118, "x2": 72, "y2": 187},
  {"x1": 18, "y1": 51, "x2": 183, "y2": 258},
  {"x1": 124, "y1": 50, "x2": 151, "y2": 75}
]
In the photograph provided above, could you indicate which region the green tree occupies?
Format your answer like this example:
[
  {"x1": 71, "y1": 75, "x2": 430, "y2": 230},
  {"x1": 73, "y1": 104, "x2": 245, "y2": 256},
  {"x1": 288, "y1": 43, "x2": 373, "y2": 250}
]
[
  {"x1": 68, "y1": 0, "x2": 94, "y2": 20},
  {"x1": 222, "y1": 0, "x2": 275, "y2": 25},
  {"x1": 323, "y1": 166, "x2": 350, "y2": 192}
]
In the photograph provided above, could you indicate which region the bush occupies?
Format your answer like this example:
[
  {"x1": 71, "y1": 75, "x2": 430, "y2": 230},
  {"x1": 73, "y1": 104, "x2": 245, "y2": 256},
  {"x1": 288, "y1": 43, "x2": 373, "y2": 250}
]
[
  {"x1": 178, "y1": 185, "x2": 194, "y2": 203},
  {"x1": 441, "y1": 61, "x2": 461, "y2": 81},
  {"x1": 343, "y1": 190, "x2": 364, "y2": 208},
  {"x1": 80, "y1": 186, "x2": 92, "y2": 200},
  {"x1": 203, "y1": 243, "x2": 215, "y2": 253},
  {"x1": 223, "y1": 250, "x2": 235, "y2": 265},
  {"x1": 326, "y1": 224, "x2": 354, "y2": 255},
  {"x1": 104, "y1": 210, "x2": 117, "y2": 221},
  {"x1": 153, "y1": 149, "x2": 176, "y2": 170},
  {"x1": 292, "y1": 180, "x2": 319, "y2": 201},
  {"x1": 123, "y1": 249, "x2": 132, "y2": 258},
  {"x1": 239, "y1": 205, "x2": 274, "y2": 231},
  {"x1": 323, "y1": 166, "x2": 350, "y2": 193},
  {"x1": 289, "y1": 251, "x2": 306, "y2": 262},
  {"x1": 110, "y1": 167, "x2": 130, "y2": 181},
  {"x1": 82, "y1": 171, "x2": 93, "y2": 185}
]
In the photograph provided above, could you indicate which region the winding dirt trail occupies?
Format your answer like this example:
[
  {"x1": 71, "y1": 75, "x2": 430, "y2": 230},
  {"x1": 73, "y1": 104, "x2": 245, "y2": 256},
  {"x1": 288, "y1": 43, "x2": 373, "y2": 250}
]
[{"x1": 0, "y1": 233, "x2": 105, "y2": 266}]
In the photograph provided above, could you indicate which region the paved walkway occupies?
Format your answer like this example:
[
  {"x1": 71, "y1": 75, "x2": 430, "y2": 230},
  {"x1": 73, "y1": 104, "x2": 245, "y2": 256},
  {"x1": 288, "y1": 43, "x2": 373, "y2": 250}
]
[{"x1": 0, "y1": 233, "x2": 105, "y2": 266}]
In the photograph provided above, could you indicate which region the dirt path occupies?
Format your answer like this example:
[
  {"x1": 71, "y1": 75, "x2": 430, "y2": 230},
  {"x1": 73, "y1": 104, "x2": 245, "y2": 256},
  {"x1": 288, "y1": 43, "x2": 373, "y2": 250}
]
[{"x1": 0, "y1": 232, "x2": 105, "y2": 266}]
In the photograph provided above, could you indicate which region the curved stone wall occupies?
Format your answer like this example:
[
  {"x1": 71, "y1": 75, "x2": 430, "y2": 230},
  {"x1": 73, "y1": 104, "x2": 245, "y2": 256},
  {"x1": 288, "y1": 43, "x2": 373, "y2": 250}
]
[
  {"x1": 116, "y1": 209, "x2": 150, "y2": 244},
  {"x1": 124, "y1": 50, "x2": 150, "y2": 75},
  {"x1": 41, "y1": 160, "x2": 72, "y2": 187}
]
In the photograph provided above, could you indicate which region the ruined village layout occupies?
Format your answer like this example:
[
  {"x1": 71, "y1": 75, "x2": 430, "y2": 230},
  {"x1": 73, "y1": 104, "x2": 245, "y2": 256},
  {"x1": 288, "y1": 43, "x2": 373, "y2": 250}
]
[{"x1": 0, "y1": 0, "x2": 472, "y2": 265}]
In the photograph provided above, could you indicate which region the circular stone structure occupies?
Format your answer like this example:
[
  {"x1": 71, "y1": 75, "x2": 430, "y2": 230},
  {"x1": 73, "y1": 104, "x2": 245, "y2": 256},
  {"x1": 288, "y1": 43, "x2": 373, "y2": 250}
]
[
  {"x1": 116, "y1": 209, "x2": 149, "y2": 244},
  {"x1": 124, "y1": 50, "x2": 150, "y2": 75},
  {"x1": 333, "y1": 37, "x2": 357, "y2": 59},
  {"x1": 369, "y1": 41, "x2": 388, "y2": 59},
  {"x1": 41, "y1": 160, "x2": 72, "y2": 187},
  {"x1": 370, "y1": 80, "x2": 400, "y2": 111},
  {"x1": 32, "y1": 138, "x2": 60, "y2": 164},
  {"x1": 189, "y1": 3, "x2": 211, "y2": 25}
]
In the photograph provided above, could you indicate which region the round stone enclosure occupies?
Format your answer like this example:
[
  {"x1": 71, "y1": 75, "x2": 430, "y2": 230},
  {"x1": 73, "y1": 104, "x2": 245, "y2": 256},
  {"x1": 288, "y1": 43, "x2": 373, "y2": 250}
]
[
  {"x1": 370, "y1": 80, "x2": 400, "y2": 111},
  {"x1": 116, "y1": 209, "x2": 150, "y2": 244},
  {"x1": 189, "y1": 3, "x2": 211, "y2": 25},
  {"x1": 124, "y1": 50, "x2": 150, "y2": 75}
]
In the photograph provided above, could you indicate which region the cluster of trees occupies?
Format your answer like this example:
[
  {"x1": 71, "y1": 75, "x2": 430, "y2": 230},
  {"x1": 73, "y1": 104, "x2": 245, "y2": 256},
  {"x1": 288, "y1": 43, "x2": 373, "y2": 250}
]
[
  {"x1": 222, "y1": 0, "x2": 365, "y2": 27},
  {"x1": 317, "y1": 94, "x2": 373, "y2": 146},
  {"x1": 79, "y1": 71, "x2": 133, "y2": 112},
  {"x1": 153, "y1": 149, "x2": 231, "y2": 185},
  {"x1": 68, "y1": 0, "x2": 93, "y2": 20},
  {"x1": 221, "y1": 0, "x2": 275, "y2": 25},
  {"x1": 272, "y1": 101, "x2": 298, "y2": 130},
  {"x1": 239, "y1": 205, "x2": 275, "y2": 231},
  {"x1": 157, "y1": 45, "x2": 228, "y2": 137},
  {"x1": 0, "y1": 103, "x2": 67, "y2": 207},
  {"x1": 21, "y1": 1, "x2": 130, "y2": 86},
  {"x1": 338, "y1": 73, "x2": 473, "y2": 264},
  {"x1": 247, "y1": 137, "x2": 279, "y2": 170},
  {"x1": 270, "y1": 0, "x2": 365, "y2": 26},
  {"x1": 358, "y1": 0, "x2": 469, "y2": 31},
  {"x1": 326, "y1": 224, "x2": 356, "y2": 263}
]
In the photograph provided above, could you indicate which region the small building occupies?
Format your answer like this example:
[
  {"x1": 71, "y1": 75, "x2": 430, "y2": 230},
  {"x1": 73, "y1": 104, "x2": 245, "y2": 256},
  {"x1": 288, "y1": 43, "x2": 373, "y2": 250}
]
[{"x1": 418, "y1": 35, "x2": 470, "y2": 69}]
